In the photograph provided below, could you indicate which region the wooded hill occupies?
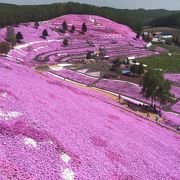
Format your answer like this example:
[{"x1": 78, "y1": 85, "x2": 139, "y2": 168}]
[
  {"x1": 0, "y1": 2, "x2": 179, "y2": 30},
  {"x1": 152, "y1": 12, "x2": 180, "y2": 27}
]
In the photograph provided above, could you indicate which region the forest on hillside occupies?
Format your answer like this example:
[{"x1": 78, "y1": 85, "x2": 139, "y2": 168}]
[
  {"x1": 0, "y1": 2, "x2": 179, "y2": 31},
  {"x1": 152, "y1": 12, "x2": 180, "y2": 27}
]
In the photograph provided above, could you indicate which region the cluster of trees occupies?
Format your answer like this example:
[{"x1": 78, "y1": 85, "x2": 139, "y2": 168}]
[
  {"x1": 141, "y1": 69, "x2": 174, "y2": 107},
  {"x1": 151, "y1": 12, "x2": 180, "y2": 27},
  {"x1": 61, "y1": 21, "x2": 87, "y2": 33},
  {"x1": 0, "y1": 26, "x2": 24, "y2": 54}
]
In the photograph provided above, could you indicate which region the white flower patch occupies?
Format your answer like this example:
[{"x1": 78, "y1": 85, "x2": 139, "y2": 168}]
[
  {"x1": 62, "y1": 168, "x2": 75, "y2": 180},
  {"x1": 86, "y1": 71, "x2": 101, "y2": 78},
  {"x1": 49, "y1": 66, "x2": 63, "y2": 71},
  {"x1": 0, "y1": 110, "x2": 22, "y2": 120},
  {"x1": 77, "y1": 68, "x2": 89, "y2": 73},
  {"x1": 47, "y1": 140, "x2": 53, "y2": 145},
  {"x1": 61, "y1": 153, "x2": 71, "y2": 164},
  {"x1": 24, "y1": 137, "x2": 37, "y2": 148},
  {"x1": 0, "y1": 92, "x2": 8, "y2": 98},
  {"x1": 49, "y1": 64, "x2": 72, "y2": 71}
]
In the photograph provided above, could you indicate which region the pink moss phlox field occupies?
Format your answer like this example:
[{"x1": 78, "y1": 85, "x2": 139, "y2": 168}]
[
  {"x1": 1, "y1": 14, "x2": 161, "y2": 65},
  {"x1": 162, "y1": 111, "x2": 180, "y2": 127},
  {"x1": 0, "y1": 59, "x2": 180, "y2": 179},
  {"x1": 0, "y1": 14, "x2": 179, "y2": 179},
  {"x1": 50, "y1": 69, "x2": 97, "y2": 85},
  {"x1": 164, "y1": 73, "x2": 180, "y2": 84},
  {"x1": 171, "y1": 101, "x2": 180, "y2": 113},
  {"x1": 154, "y1": 46, "x2": 168, "y2": 54},
  {"x1": 170, "y1": 86, "x2": 180, "y2": 99},
  {"x1": 95, "y1": 79, "x2": 153, "y2": 103}
]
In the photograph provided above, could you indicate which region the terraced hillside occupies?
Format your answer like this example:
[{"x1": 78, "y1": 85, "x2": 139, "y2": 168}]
[{"x1": 0, "y1": 14, "x2": 179, "y2": 179}]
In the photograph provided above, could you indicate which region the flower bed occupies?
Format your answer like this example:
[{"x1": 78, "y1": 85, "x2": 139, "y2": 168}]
[
  {"x1": 162, "y1": 111, "x2": 180, "y2": 128},
  {"x1": 170, "y1": 86, "x2": 180, "y2": 98},
  {"x1": 171, "y1": 101, "x2": 180, "y2": 113},
  {"x1": 95, "y1": 79, "x2": 149, "y2": 103},
  {"x1": 164, "y1": 73, "x2": 180, "y2": 84},
  {"x1": 50, "y1": 69, "x2": 97, "y2": 85}
]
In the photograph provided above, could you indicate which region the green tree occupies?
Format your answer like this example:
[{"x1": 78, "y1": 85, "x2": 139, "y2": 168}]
[
  {"x1": 0, "y1": 42, "x2": 11, "y2": 54},
  {"x1": 156, "y1": 80, "x2": 174, "y2": 108},
  {"x1": 130, "y1": 64, "x2": 139, "y2": 74},
  {"x1": 141, "y1": 69, "x2": 174, "y2": 106},
  {"x1": 134, "y1": 21, "x2": 142, "y2": 38},
  {"x1": 62, "y1": 21, "x2": 68, "y2": 31},
  {"x1": 130, "y1": 63, "x2": 144, "y2": 75},
  {"x1": 16, "y1": 32, "x2": 23, "y2": 43},
  {"x1": 6, "y1": 26, "x2": 16, "y2": 46},
  {"x1": 138, "y1": 63, "x2": 145, "y2": 75},
  {"x1": 82, "y1": 23, "x2": 87, "y2": 33}
]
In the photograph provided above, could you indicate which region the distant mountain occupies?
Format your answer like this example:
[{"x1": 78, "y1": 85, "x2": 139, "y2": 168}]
[
  {"x1": 0, "y1": 3, "x2": 17, "y2": 7},
  {"x1": 0, "y1": 2, "x2": 179, "y2": 29}
]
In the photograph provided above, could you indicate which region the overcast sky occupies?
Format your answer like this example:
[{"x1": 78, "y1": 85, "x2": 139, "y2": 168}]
[{"x1": 0, "y1": 0, "x2": 180, "y2": 10}]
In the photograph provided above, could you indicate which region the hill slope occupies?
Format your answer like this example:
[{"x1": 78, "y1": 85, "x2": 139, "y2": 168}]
[{"x1": 0, "y1": 58, "x2": 179, "y2": 179}]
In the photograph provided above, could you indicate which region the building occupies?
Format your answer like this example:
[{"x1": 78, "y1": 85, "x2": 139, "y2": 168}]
[{"x1": 152, "y1": 32, "x2": 173, "y2": 43}]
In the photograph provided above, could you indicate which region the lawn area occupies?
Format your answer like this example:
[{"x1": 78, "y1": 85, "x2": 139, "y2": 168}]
[{"x1": 138, "y1": 45, "x2": 180, "y2": 73}]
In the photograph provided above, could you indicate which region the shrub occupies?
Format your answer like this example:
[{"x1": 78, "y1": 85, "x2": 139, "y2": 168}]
[
  {"x1": 130, "y1": 63, "x2": 144, "y2": 75},
  {"x1": 82, "y1": 23, "x2": 87, "y2": 33},
  {"x1": 42, "y1": 29, "x2": 48, "y2": 37},
  {"x1": 16, "y1": 32, "x2": 23, "y2": 43},
  {"x1": 0, "y1": 42, "x2": 11, "y2": 54},
  {"x1": 34, "y1": 21, "x2": 39, "y2": 29},
  {"x1": 70, "y1": 25, "x2": 75, "y2": 33},
  {"x1": 62, "y1": 21, "x2": 68, "y2": 31},
  {"x1": 63, "y1": 38, "x2": 69, "y2": 46}
]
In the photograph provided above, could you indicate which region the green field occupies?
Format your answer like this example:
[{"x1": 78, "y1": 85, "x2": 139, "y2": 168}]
[{"x1": 139, "y1": 45, "x2": 180, "y2": 73}]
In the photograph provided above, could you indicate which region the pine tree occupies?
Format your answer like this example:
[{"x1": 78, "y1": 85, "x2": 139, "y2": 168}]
[
  {"x1": 71, "y1": 25, "x2": 75, "y2": 32},
  {"x1": 63, "y1": 38, "x2": 69, "y2": 46},
  {"x1": 82, "y1": 23, "x2": 87, "y2": 33},
  {"x1": 34, "y1": 21, "x2": 39, "y2": 29},
  {"x1": 16, "y1": 32, "x2": 24, "y2": 43},
  {"x1": 42, "y1": 29, "x2": 48, "y2": 37},
  {"x1": 62, "y1": 21, "x2": 68, "y2": 31}
]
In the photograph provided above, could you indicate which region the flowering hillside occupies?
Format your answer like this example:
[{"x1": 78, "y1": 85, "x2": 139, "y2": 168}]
[
  {"x1": 0, "y1": 14, "x2": 179, "y2": 179},
  {"x1": 1, "y1": 14, "x2": 166, "y2": 65},
  {"x1": 0, "y1": 58, "x2": 179, "y2": 179}
]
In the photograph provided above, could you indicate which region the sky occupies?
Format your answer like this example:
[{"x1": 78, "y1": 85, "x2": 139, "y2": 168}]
[{"x1": 0, "y1": 0, "x2": 180, "y2": 10}]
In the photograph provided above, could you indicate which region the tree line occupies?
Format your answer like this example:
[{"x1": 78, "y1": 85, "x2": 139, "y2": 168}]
[
  {"x1": 151, "y1": 12, "x2": 180, "y2": 27},
  {"x1": 0, "y1": 2, "x2": 178, "y2": 32}
]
